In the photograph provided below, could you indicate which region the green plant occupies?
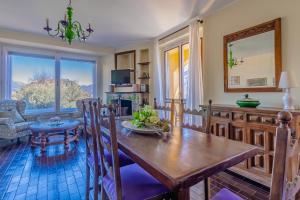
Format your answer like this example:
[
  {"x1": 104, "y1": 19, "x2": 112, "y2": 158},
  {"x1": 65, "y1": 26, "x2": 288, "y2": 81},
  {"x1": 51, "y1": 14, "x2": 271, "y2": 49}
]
[{"x1": 131, "y1": 105, "x2": 170, "y2": 132}]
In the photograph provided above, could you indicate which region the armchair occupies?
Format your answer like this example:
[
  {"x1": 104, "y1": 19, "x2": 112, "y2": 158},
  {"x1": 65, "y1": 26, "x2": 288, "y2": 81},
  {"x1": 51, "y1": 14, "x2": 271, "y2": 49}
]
[{"x1": 0, "y1": 100, "x2": 32, "y2": 140}]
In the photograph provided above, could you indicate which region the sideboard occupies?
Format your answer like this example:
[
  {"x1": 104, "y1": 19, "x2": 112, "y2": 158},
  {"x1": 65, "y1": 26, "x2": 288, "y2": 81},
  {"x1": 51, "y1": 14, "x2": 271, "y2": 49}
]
[{"x1": 209, "y1": 105, "x2": 300, "y2": 187}]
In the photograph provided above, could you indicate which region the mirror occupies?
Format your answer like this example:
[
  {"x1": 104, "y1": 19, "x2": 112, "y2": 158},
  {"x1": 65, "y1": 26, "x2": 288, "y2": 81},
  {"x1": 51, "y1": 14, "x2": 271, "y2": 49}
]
[
  {"x1": 224, "y1": 18, "x2": 282, "y2": 92},
  {"x1": 115, "y1": 50, "x2": 136, "y2": 84}
]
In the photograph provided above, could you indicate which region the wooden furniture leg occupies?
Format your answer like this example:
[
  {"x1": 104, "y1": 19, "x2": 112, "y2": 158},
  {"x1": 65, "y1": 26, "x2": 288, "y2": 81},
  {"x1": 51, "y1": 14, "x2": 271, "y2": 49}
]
[
  {"x1": 64, "y1": 130, "x2": 69, "y2": 150},
  {"x1": 176, "y1": 187, "x2": 190, "y2": 200},
  {"x1": 74, "y1": 128, "x2": 79, "y2": 143},
  {"x1": 30, "y1": 131, "x2": 36, "y2": 148},
  {"x1": 204, "y1": 178, "x2": 209, "y2": 200},
  {"x1": 40, "y1": 131, "x2": 47, "y2": 153}
]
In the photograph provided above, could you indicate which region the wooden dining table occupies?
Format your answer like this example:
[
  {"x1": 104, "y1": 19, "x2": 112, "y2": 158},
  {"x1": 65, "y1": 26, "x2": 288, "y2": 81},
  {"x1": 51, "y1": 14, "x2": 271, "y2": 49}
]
[{"x1": 112, "y1": 119, "x2": 260, "y2": 200}]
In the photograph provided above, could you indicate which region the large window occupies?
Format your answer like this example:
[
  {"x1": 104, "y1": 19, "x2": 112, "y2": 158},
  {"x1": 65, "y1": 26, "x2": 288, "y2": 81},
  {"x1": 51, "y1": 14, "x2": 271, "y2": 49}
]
[
  {"x1": 8, "y1": 52, "x2": 96, "y2": 113},
  {"x1": 60, "y1": 59, "x2": 94, "y2": 111},
  {"x1": 10, "y1": 54, "x2": 56, "y2": 113},
  {"x1": 164, "y1": 43, "x2": 190, "y2": 99}
]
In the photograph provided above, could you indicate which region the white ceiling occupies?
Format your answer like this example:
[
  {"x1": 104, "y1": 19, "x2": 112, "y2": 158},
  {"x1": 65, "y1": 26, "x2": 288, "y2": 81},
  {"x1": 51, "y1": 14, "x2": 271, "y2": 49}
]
[{"x1": 0, "y1": 0, "x2": 236, "y2": 48}]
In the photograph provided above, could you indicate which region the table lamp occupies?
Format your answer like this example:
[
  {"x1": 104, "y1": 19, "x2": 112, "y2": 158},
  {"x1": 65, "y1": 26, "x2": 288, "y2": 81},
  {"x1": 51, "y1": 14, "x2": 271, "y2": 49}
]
[{"x1": 279, "y1": 71, "x2": 298, "y2": 110}]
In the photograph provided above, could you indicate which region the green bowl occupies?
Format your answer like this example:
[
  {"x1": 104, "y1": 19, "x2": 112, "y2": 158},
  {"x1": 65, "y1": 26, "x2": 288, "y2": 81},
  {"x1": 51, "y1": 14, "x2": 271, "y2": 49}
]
[{"x1": 236, "y1": 101, "x2": 260, "y2": 108}]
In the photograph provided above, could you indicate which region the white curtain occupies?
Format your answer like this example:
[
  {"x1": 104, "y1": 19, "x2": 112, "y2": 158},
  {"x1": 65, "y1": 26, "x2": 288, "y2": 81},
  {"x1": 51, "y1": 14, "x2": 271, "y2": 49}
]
[
  {"x1": 186, "y1": 21, "x2": 204, "y2": 110},
  {"x1": 153, "y1": 39, "x2": 165, "y2": 106}
]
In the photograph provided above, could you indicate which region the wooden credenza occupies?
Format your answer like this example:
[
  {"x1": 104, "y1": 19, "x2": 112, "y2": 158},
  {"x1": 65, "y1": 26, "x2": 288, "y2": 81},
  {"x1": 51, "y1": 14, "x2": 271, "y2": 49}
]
[{"x1": 209, "y1": 105, "x2": 300, "y2": 187}]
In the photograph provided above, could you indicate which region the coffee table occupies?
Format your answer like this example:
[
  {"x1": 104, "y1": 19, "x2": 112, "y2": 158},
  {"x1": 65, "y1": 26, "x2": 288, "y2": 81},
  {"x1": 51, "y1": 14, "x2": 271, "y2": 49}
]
[{"x1": 29, "y1": 119, "x2": 81, "y2": 153}]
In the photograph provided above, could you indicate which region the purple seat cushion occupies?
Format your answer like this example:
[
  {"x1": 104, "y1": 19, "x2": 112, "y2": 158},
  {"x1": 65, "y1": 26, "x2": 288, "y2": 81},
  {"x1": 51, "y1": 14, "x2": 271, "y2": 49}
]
[
  {"x1": 211, "y1": 188, "x2": 243, "y2": 200},
  {"x1": 88, "y1": 149, "x2": 134, "y2": 168},
  {"x1": 103, "y1": 163, "x2": 170, "y2": 200}
]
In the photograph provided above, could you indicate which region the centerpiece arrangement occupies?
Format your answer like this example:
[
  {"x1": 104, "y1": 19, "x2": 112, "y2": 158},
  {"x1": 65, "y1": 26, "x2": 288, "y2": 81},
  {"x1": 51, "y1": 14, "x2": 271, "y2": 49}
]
[{"x1": 122, "y1": 106, "x2": 170, "y2": 135}]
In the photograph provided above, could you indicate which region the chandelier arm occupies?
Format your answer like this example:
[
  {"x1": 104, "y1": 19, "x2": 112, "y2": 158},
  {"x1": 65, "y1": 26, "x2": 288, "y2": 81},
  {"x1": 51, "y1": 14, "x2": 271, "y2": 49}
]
[
  {"x1": 47, "y1": 23, "x2": 61, "y2": 37},
  {"x1": 73, "y1": 21, "x2": 91, "y2": 38}
]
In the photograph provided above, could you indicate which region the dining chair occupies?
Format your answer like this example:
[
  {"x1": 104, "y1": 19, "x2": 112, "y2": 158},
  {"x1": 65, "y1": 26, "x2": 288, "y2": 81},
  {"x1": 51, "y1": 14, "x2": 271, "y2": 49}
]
[
  {"x1": 153, "y1": 98, "x2": 175, "y2": 126},
  {"x1": 94, "y1": 104, "x2": 173, "y2": 200},
  {"x1": 178, "y1": 99, "x2": 212, "y2": 134},
  {"x1": 211, "y1": 111, "x2": 300, "y2": 200},
  {"x1": 82, "y1": 101, "x2": 134, "y2": 200}
]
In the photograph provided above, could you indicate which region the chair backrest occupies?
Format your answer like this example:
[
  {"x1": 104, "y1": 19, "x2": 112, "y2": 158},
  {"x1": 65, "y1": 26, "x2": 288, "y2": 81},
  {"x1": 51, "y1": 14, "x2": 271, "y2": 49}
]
[
  {"x1": 153, "y1": 98, "x2": 175, "y2": 125},
  {"x1": 93, "y1": 103, "x2": 122, "y2": 200},
  {"x1": 82, "y1": 101, "x2": 100, "y2": 172},
  {"x1": 178, "y1": 100, "x2": 212, "y2": 134},
  {"x1": 77, "y1": 98, "x2": 98, "y2": 114},
  {"x1": 270, "y1": 111, "x2": 300, "y2": 200}
]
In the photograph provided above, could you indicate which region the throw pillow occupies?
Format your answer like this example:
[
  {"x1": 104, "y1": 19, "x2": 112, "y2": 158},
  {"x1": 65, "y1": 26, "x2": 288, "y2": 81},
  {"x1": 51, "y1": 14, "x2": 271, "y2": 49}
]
[{"x1": 15, "y1": 110, "x2": 25, "y2": 123}]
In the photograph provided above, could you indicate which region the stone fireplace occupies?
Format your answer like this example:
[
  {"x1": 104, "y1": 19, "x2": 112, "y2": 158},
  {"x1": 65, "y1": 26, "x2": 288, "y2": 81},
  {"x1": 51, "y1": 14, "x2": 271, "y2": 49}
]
[{"x1": 106, "y1": 93, "x2": 140, "y2": 116}]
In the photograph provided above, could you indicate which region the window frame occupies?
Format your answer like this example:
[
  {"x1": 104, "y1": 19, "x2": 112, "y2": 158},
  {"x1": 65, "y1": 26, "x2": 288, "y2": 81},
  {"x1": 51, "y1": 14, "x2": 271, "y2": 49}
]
[{"x1": 3, "y1": 45, "x2": 97, "y2": 114}]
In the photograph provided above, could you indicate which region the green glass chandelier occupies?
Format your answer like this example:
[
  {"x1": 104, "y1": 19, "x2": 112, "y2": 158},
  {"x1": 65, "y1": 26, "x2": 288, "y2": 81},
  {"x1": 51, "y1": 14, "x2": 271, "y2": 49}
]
[{"x1": 44, "y1": 0, "x2": 94, "y2": 45}]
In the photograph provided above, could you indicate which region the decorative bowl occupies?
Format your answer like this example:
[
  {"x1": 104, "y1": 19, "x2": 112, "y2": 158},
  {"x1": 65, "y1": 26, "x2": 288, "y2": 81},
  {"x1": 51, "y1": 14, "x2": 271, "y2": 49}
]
[
  {"x1": 236, "y1": 94, "x2": 260, "y2": 108},
  {"x1": 121, "y1": 121, "x2": 162, "y2": 135}
]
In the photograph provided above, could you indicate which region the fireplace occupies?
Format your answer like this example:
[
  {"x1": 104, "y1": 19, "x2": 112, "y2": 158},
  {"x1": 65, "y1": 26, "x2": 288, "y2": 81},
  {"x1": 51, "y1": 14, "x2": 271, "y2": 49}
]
[
  {"x1": 111, "y1": 99, "x2": 132, "y2": 116},
  {"x1": 107, "y1": 93, "x2": 140, "y2": 115}
]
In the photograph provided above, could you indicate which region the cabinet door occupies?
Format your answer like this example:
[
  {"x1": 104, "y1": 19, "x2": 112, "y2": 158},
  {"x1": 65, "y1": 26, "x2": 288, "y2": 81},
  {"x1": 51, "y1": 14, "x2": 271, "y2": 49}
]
[
  {"x1": 231, "y1": 125, "x2": 247, "y2": 168},
  {"x1": 211, "y1": 121, "x2": 230, "y2": 138},
  {"x1": 246, "y1": 126, "x2": 276, "y2": 175}
]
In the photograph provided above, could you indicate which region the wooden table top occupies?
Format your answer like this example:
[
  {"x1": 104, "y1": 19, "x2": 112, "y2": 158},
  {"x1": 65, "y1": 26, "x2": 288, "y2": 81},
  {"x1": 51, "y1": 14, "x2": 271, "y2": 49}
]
[
  {"x1": 112, "y1": 119, "x2": 260, "y2": 190},
  {"x1": 29, "y1": 119, "x2": 80, "y2": 133}
]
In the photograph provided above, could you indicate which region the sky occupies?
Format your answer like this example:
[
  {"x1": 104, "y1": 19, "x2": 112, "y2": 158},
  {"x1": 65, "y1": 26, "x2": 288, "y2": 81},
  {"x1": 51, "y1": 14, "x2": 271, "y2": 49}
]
[{"x1": 11, "y1": 54, "x2": 94, "y2": 85}]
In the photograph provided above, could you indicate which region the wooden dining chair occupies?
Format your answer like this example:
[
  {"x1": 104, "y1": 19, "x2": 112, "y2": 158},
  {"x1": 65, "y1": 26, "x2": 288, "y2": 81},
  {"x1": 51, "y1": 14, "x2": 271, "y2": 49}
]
[
  {"x1": 154, "y1": 98, "x2": 175, "y2": 126},
  {"x1": 83, "y1": 101, "x2": 134, "y2": 200},
  {"x1": 82, "y1": 101, "x2": 100, "y2": 200},
  {"x1": 211, "y1": 111, "x2": 300, "y2": 200},
  {"x1": 178, "y1": 99, "x2": 212, "y2": 134},
  {"x1": 94, "y1": 104, "x2": 173, "y2": 200}
]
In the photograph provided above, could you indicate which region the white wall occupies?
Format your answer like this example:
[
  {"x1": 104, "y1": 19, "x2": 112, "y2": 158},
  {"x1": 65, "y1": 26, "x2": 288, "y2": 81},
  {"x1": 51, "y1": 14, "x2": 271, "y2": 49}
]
[
  {"x1": 98, "y1": 54, "x2": 114, "y2": 101},
  {"x1": 203, "y1": 0, "x2": 300, "y2": 107}
]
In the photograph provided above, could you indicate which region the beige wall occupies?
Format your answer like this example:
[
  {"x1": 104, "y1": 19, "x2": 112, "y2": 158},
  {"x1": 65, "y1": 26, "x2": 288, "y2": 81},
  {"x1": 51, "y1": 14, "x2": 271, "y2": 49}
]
[{"x1": 203, "y1": 0, "x2": 300, "y2": 107}]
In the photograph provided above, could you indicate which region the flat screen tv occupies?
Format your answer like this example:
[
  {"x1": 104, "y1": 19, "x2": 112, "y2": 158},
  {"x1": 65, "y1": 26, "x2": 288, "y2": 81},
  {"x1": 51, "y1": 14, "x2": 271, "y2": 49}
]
[{"x1": 111, "y1": 69, "x2": 131, "y2": 85}]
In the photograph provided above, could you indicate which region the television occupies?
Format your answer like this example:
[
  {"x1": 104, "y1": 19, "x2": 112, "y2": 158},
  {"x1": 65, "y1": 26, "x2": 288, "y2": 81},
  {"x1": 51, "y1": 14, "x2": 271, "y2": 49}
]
[{"x1": 111, "y1": 69, "x2": 131, "y2": 85}]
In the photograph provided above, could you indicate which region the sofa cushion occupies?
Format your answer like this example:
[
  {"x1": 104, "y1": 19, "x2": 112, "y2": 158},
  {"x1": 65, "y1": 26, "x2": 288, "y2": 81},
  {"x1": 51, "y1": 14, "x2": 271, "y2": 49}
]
[
  {"x1": 15, "y1": 122, "x2": 31, "y2": 132},
  {"x1": 0, "y1": 111, "x2": 14, "y2": 119},
  {"x1": 15, "y1": 110, "x2": 25, "y2": 123}
]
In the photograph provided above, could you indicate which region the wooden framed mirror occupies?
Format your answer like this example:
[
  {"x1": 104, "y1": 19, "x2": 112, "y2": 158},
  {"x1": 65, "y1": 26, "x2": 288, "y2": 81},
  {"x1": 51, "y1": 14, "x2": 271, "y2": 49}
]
[
  {"x1": 224, "y1": 18, "x2": 282, "y2": 92},
  {"x1": 115, "y1": 50, "x2": 136, "y2": 84}
]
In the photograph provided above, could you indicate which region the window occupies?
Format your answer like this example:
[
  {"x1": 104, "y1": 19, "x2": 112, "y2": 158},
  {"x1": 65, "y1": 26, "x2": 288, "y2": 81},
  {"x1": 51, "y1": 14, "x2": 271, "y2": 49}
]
[
  {"x1": 10, "y1": 53, "x2": 56, "y2": 113},
  {"x1": 8, "y1": 51, "x2": 96, "y2": 113},
  {"x1": 60, "y1": 59, "x2": 94, "y2": 111},
  {"x1": 164, "y1": 43, "x2": 190, "y2": 99}
]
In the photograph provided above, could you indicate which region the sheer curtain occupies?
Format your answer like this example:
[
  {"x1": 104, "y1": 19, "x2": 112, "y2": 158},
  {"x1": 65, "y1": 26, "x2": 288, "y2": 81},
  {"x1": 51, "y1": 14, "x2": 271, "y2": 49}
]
[
  {"x1": 186, "y1": 21, "x2": 204, "y2": 110},
  {"x1": 153, "y1": 39, "x2": 165, "y2": 107},
  {"x1": 185, "y1": 21, "x2": 204, "y2": 125}
]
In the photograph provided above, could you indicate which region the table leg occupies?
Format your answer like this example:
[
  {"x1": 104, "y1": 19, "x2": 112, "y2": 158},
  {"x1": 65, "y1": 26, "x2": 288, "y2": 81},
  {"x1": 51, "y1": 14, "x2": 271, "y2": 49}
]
[
  {"x1": 175, "y1": 187, "x2": 190, "y2": 200},
  {"x1": 74, "y1": 128, "x2": 79, "y2": 143},
  {"x1": 30, "y1": 132, "x2": 36, "y2": 148},
  {"x1": 40, "y1": 132, "x2": 47, "y2": 153},
  {"x1": 204, "y1": 178, "x2": 210, "y2": 200},
  {"x1": 64, "y1": 130, "x2": 69, "y2": 150}
]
